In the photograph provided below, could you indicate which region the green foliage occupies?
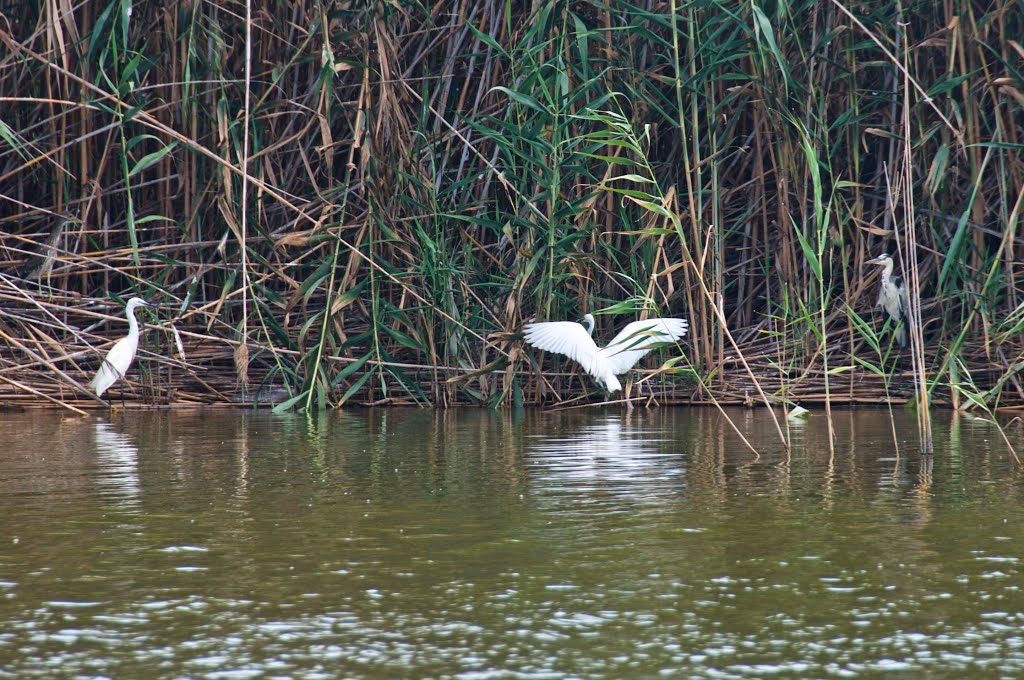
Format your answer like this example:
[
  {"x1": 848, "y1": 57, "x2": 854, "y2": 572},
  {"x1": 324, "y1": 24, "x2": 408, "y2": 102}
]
[{"x1": 1, "y1": 0, "x2": 1022, "y2": 409}]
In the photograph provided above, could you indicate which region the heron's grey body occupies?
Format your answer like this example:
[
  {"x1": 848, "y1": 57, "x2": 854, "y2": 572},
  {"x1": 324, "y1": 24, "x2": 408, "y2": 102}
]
[
  {"x1": 21, "y1": 217, "x2": 68, "y2": 281},
  {"x1": 866, "y1": 254, "x2": 909, "y2": 348},
  {"x1": 523, "y1": 314, "x2": 688, "y2": 393}
]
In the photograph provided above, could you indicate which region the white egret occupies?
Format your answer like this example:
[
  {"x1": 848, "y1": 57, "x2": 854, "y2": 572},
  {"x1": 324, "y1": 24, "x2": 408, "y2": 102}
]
[
  {"x1": 89, "y1": 297, "x2": 154, "y2": 397},
  {"x1": 523, "y1": 314, "x2": 688, "y2": 393},
  {"x1": 865, "y1": 253, "x2": 910, "y2": 348}
]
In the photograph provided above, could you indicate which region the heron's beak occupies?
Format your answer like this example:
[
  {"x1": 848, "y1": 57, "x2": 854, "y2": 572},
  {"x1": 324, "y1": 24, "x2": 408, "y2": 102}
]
[{"x1": 865, "y1": 256, "x2": 884, "y2": 265}]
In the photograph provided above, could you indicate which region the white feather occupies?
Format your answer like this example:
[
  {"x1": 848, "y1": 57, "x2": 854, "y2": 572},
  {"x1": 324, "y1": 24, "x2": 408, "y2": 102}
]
[
  {"x1": 523, "y1": 314, "x2": 688, "y2": 393},
  {"x1": 89, "y1": 297, "x2": 151, "y2": 397},
  {"x1": 599, "y1": 318, "x2": 690, "y2": 375}
]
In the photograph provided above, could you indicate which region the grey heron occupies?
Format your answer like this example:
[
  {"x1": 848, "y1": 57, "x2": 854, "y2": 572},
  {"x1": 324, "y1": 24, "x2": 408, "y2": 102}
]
[
  {"x1": 89, "y1": 297, "x2": 155, "y2": 398},
  {"x1": 523, "y1": 314, "x2": 688, "y2": 393},
  {"x1": 865, "y1": 253, "x2": 910, "y2": 348}
]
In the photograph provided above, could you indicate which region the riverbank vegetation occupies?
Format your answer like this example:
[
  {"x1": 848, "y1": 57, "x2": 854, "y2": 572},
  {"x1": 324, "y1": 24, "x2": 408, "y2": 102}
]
[{"x1": 1, "y1": 0, "x2": 1022, "y2": 414}]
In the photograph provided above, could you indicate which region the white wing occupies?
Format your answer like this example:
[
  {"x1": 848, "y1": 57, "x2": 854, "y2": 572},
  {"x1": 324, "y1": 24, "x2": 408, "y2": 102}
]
[
  {"x1": 599, "y1": 318, "x2": 688, "y2": 375},
  {"x1": 89, "y1": 337, "x2": 136, "y2": 396},
  {"x1": 523, "y1": 321, "x2": 608, "y2": 381}
]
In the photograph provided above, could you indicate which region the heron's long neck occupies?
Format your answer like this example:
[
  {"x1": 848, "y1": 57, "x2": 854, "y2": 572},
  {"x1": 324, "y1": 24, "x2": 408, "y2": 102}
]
[
  {"x1": 881, "y1": 258, "x2": 894, "y2": 280},
  {"x1": 126, "y1": 306, "x2": 141, "y2": 340}
]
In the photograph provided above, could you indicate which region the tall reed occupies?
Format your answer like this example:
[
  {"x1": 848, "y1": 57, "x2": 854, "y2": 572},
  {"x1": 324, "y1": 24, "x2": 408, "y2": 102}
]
[{"x1": 0, "y1": 0, "x2": 1020, "y2": 417}]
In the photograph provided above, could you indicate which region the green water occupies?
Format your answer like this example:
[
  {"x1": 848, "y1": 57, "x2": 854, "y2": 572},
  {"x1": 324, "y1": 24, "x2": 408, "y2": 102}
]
[{"x1": 0, "y1": 408, "x2": 1022, "y2": 679}]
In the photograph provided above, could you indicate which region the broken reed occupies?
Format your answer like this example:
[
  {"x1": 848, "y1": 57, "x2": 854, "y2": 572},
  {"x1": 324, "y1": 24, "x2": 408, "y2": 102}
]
[{"x1": 0, "y1": 0, "x2": 1022, "y2": 410}]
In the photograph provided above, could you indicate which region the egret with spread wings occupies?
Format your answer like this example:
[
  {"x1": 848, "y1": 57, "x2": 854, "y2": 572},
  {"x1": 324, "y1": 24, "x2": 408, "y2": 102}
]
[{"x1": 523, "y1": 314, "x2": 688, "y2": 393}]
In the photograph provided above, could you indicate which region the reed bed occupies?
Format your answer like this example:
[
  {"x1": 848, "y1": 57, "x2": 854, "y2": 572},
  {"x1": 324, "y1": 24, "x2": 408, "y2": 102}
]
[{"x1": 0, "y1": 0, "x2": 1021, "y2": 412}]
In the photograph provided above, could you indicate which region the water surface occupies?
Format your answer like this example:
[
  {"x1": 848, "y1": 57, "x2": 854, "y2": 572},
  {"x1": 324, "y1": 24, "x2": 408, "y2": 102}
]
[{"x1": 1, "y1": 407, "x2": 1022, "y2": 678}]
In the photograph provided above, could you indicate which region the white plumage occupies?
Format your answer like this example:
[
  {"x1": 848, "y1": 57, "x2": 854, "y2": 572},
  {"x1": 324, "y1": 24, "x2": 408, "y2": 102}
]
[
  {"x1": 89, "y1": 297, "x2": 153, "y2": 397},
  {"x1": 523, "y1": 314, "x2": 688, "y2": 393}
]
